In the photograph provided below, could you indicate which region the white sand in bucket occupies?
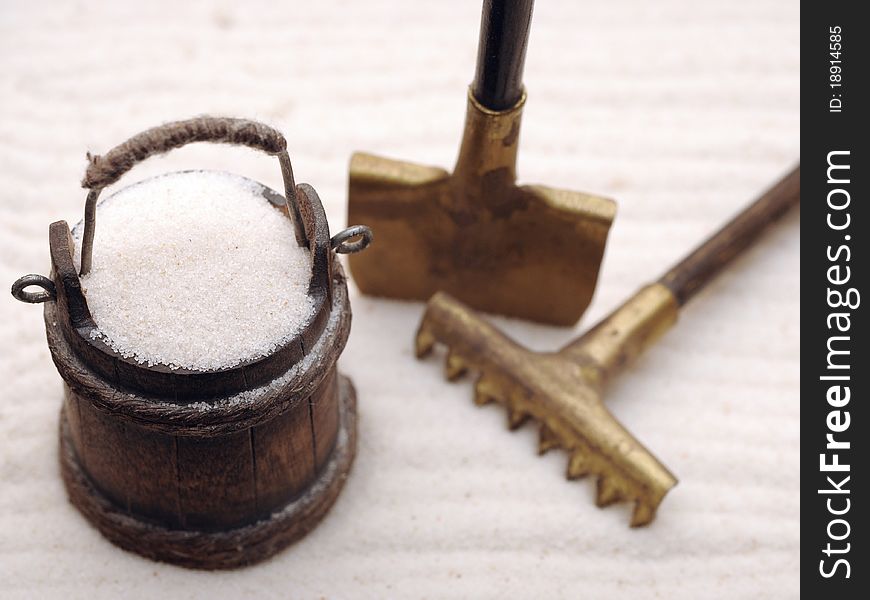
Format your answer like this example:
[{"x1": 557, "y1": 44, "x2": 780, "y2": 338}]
[{"x1": 74, "y1": 171, "x2": 314, "y2": 371}]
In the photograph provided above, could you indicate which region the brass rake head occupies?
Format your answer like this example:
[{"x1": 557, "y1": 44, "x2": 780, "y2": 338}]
[{"x1": 415, "y1": 287, "x2": 680, "y2": 527}]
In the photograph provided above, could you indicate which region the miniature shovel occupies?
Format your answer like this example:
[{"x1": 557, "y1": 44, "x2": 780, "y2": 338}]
[
  {"x1": 347, "y1": 0, "x2": 616, "y2": 325},
  {"x1": 415, "y1": 166, "x2": 799, "y2": 526}
]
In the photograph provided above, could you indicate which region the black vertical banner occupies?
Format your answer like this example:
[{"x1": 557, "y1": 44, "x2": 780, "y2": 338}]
[{"x1": 802, "y1": 2, "x2": 867, "y2": 596}]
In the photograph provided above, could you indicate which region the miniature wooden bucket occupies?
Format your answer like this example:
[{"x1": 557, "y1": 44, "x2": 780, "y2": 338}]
[{"x1": 12, "y1": 117, "x2": 371, "y2": 569}]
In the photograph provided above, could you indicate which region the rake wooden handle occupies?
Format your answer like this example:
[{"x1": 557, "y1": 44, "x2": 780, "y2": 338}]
[
  {"x1": 471, "y1": 0, "x2": 534, "y2": 111},
  {"x1": 659, "y1": 165, "x2": 800, "y2": 306}
]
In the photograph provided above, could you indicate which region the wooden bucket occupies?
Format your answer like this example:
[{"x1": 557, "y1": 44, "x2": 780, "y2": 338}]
[{"x1": 13, "y1": 117, "x2": 371, "y2": 569}]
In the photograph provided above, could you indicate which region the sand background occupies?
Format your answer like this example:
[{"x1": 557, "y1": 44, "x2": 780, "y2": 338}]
[{"x1": 0, "y1": 1, "x2": 799, "y2": 597}]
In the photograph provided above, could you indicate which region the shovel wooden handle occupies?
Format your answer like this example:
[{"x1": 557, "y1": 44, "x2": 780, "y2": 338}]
[
  {"x1": 471, "y1": 0, "x2": 534, "y2": 111},
  {"x1": 659, "y1": 165, "x2": 800, "y2": 306}
]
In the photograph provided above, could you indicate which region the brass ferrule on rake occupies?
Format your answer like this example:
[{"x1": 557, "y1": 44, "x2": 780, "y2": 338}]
[
  {"x1": 348, "y1": 0, "x2": 616, "y2": 325},
  {"x1": 416, "y1": 166, "x2": 800, "y2": 526}
]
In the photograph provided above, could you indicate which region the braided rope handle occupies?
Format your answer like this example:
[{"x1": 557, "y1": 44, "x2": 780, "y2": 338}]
[
  {"x1": 82, "y1": 117, "x2": 288, "y2": 189},
  {"x1": 79, "y1": 116, "x2": 303, "y2": 275}
]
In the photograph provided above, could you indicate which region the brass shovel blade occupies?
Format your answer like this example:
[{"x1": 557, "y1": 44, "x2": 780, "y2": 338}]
[{"x1": 348, "y1": 92, "x2": 616, "y2": 326}]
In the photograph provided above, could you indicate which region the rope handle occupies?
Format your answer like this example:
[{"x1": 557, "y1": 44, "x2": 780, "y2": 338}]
[
  {"x1": 82, "y1": 117, "x2": 288, "y2": 189},
  {"x1": 79, "y1": 116, "x2": 304, "y2": 276}
]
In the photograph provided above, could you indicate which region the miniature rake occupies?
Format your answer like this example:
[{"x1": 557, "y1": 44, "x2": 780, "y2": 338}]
[{"x1": 415, "y1": 166, "x2": 800, "y2": 526}]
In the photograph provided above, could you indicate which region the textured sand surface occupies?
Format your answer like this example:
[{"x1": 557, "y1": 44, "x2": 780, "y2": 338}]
[{"x1": 0, "y1": 0, "x2": 799, "y2": 598}]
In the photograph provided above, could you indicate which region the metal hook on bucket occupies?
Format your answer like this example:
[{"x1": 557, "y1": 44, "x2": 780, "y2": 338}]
[
  {"x1": 331, "y1": 225, "x2": 373, "y2": 255},
  {"x1": 11, "y1": 274, "x2": 57, "y2": 304}
]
